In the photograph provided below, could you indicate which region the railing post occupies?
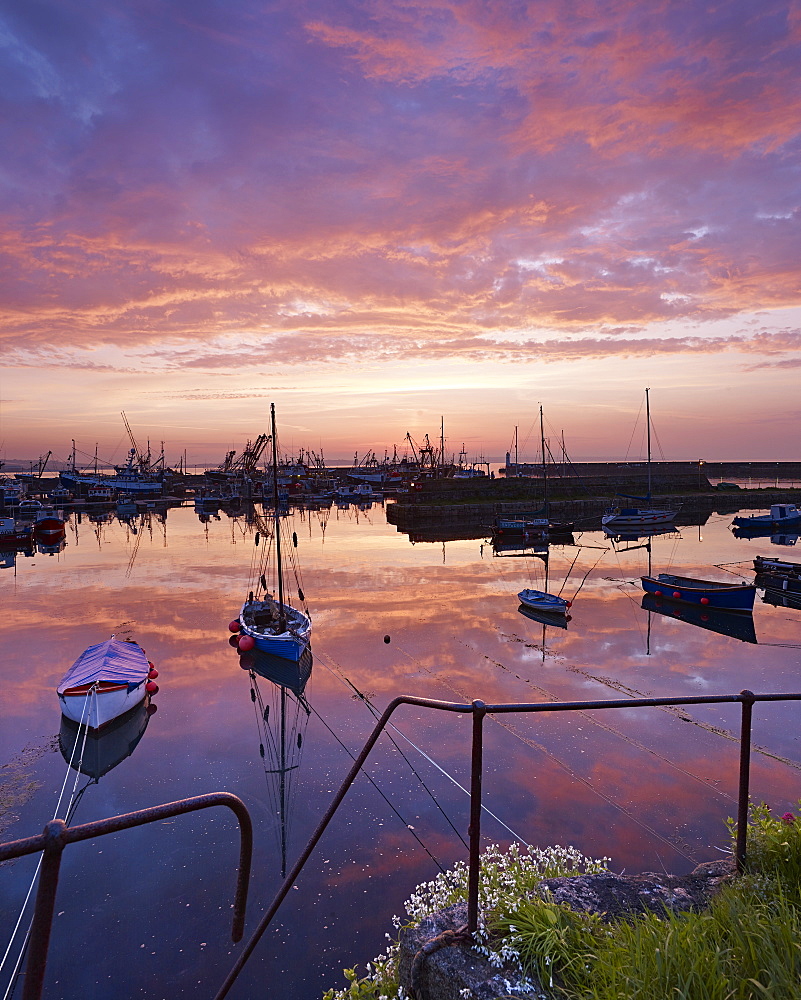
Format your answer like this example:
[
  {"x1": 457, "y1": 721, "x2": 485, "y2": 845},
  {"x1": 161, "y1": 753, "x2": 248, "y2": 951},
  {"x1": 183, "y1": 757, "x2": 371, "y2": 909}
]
[
  {"x1": 467, "y1": 700, "x2": 486, "y2": 935},
  {"x1": 23, "y1": 820, "x2": 67, "y2": 1000},
  {"x1": 736, "y1": 690, "x2": 755, "y2": 873}
]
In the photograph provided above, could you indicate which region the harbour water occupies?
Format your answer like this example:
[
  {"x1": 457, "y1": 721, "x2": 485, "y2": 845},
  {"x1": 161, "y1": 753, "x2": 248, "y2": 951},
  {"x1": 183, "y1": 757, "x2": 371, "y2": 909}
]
[{"x1": 1, "y1": 500, "x2": 800, "y2": 999}]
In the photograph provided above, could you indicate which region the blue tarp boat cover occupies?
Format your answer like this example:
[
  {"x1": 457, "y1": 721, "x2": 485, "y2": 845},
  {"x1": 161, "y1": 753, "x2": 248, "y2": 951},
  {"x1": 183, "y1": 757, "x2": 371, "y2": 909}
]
[{"x1": 57, "y1": 638, "x2": 149, "y2": 693}]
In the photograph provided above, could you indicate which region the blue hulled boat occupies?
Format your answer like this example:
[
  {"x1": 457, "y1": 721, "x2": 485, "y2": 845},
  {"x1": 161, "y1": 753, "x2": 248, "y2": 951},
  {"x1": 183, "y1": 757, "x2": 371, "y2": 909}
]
[
  {"x1": 641, "y1": 573, "x2": 755, "y2": 612},
  {"x1": 732, "y1": 504, "x2": 801, "y2": 531}
]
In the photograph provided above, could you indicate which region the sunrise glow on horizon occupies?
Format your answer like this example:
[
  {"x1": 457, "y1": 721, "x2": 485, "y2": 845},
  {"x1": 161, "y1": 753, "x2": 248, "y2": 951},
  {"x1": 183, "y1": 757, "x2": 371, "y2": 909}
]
[{"x1": 1, "y1": 0, "x2": 800, "y2": 466}]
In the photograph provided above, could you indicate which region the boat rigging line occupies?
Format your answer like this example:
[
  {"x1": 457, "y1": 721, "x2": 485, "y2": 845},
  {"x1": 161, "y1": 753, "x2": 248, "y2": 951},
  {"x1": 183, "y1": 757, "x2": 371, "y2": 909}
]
[
  {"x1": 302, "y1": 690, "x2": 449, "y2": 874},
  {"x1": 386, "y1": 636, "x2": 708, "y2": 864},
  {"x1": 1, "y1": 689, "x2": 96, "y2": 1000},
  {"x1": 313, "y1": 647, "x2": 550, "y2": 849}
]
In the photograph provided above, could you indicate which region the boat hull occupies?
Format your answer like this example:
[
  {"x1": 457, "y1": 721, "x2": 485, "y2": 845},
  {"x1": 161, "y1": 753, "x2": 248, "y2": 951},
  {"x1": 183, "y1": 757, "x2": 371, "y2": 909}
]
[
  {"x1": 753, "y1": 556, "x2": 801, "y2": 577},
  {"x1": 517, "y1": 588, "x2": 570, "y2": 614},
  {"x1": 602, "y1": 508, "x2": 677, "y2": 530},
  {"x1": 641, "y1": 575, "x2": 755, "y2": 612},
  {"x1": 494, "y1": 518, "x2": 549, "y2": 535},
  {"x1": 59, "y1": 680, "x2": 148, "y2": 729},
  {"x1": 733, "y1": 505, "x2": 801, "y2": 530},
  {"x1": 239, "y1": 600, "x2": 312, "y2": 661}
]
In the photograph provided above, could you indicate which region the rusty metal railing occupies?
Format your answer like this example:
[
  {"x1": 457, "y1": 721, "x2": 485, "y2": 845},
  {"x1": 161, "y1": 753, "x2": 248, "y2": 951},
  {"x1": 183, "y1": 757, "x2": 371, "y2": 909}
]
[
  {"x1": 0, "y1": 792, "x2": 252, "y2": 1000},
  {"x1": 214, "y1": 687, "x2": 800, "y2": 999},
  {"x1": 4, "y1": 692, "x2": 798, "y2": 1000}
]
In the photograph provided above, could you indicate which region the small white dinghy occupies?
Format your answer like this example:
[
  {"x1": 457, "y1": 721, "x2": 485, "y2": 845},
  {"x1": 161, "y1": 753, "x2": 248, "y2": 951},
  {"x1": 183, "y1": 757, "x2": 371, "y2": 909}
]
[
  {"x1": 517, "y1": 588, "x2": 571, "y2": 616},
  {"x1": 57, "y1": 637, "x2": 158, "y2": 730}
]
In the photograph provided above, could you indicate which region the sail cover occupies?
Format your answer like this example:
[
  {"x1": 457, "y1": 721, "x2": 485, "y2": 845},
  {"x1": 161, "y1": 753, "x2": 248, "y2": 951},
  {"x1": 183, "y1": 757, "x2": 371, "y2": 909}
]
[{"x1": 57, "y1": 638, "x2": 150, "y2": 693}]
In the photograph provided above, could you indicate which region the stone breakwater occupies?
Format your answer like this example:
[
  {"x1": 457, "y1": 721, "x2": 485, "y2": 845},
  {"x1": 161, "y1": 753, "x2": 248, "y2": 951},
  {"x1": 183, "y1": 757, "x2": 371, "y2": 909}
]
[{"x1": 386, "y1": 489, "x2": 801, "y2": 534}]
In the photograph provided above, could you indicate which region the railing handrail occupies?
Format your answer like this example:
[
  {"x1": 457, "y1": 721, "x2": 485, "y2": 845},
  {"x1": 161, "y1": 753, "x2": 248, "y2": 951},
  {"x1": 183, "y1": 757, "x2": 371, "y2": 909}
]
[
  {"x1": 0, "y1": 792, "x2": 253, "y2": 1000},
  {"x1": 214, "y1": 687, "x2": 800, "y2": 999}
]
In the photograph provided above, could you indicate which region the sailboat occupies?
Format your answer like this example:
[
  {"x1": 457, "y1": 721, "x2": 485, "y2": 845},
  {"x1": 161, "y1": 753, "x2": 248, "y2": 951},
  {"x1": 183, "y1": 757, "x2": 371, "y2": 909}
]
[
  {"x1": 233, "y1": 404, "x2": 312, "y2": 661},
  {"x1": 601, "y1": 388, "x2": 678, "y2": 531}
]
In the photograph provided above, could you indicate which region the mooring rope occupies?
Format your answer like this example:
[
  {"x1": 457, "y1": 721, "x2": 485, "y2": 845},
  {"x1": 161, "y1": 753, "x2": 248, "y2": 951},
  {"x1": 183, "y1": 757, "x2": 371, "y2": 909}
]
[
  {"x1": 0, "y1": 688, "x2": 95, "y2": 1000},
  {"x1": 314, "y1": 648, "x2": 528, "y2": 847}
]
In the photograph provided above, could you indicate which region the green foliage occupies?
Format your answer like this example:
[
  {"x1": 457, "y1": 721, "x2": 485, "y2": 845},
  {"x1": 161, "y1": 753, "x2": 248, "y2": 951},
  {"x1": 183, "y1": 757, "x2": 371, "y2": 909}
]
[
  {"x1": 494, "y1": 895, "x2": 603, "y2": 993},
  {"x1": 577, "y1": 880, "x2": 801, "y2": 1000},
  {"x1": 322, "y1": 965, "x2": 396, "y2": 1000},
  {"x1": 727, "y1": 801, "x2": 801, "y2": 894}
]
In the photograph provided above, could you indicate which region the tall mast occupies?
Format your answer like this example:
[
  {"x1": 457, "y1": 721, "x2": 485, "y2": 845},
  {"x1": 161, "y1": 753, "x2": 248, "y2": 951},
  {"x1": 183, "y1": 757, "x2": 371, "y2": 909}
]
[
  {"x1": 540, "y1": 405, "x2": 547, "y2": 512},
  {"x1": 645, "y1": 387, "x2": 652, "y2": 499},
  {"x1": 270, "y1": 403, "x2": 286, "y2": 629}
]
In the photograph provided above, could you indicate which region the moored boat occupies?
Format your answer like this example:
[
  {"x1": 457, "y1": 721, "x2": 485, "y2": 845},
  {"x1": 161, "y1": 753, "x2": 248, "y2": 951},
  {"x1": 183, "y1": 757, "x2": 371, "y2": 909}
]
[
  {"x1": 641, "y1": 573, "x2": 755, "y2": 612},
  {"x1": 0, "y1": 517, "x2": 33, "y2": 546},
  {"x1": 517, "y1": 588, "x2": 571, "y2": 615},
  {"x1": 57, "y1": 637, "x2": 159, "y2": 729},
  {"x1": 231, "y1": 403, "x2": 312, "y2": 662},
  {"x1": 335, "y1": 482, "x2": 379, "y2": 502},
  {"x1": 732, "y1": 504, "x2": 801, "y2": 531},
  {"x1": 601, "y1": 389, "x2": 678, "y2": 531},
  {"x1": 493, "y1": 514, "x2": 549, "y2": 536},
  {"x1": 753, "y1": 554, "x2": 801, "y2": 578},
  {"x1": 33, "y1": 506, "x2": 66, "y2": 538}
]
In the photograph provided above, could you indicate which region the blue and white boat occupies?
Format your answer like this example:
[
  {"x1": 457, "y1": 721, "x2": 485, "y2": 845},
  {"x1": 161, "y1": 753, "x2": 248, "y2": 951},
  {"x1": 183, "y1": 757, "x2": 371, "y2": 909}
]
[
  {"x1": 233, "y1": 404, "x2": 312, "y2": 662},
  {"x1": 732, "y1": 504, "x2": 801, "y2": 532},
  {"x1": 517, "y1": 588, "x2": 571, "y2": 616},
  {"x1": 641, "y1": 573, "x2": 755, "y2": 612}
]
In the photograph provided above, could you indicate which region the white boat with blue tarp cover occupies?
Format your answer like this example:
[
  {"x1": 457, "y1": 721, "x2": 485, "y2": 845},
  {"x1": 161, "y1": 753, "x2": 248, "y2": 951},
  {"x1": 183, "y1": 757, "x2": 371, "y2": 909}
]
[{"x1": 57, "y1": 637, "x2": 154, "y2": 729}]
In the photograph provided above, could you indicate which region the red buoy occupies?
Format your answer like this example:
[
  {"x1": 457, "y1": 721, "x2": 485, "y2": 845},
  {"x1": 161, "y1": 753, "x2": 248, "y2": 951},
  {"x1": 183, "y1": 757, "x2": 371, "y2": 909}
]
[
  {"x1": 654, "y1": 590, "x2": 662, "y2": 597},
  {"x1": 148, "y1": 667, "x2": 159, "y2": 679},
  {"x1": 146, "y1": 681, "x2": 159, "y2": 694},
  {"x1": 700, "y1": 597, "x2": 710, "y2": 605},
  {"x1": 238, "y1": 635, "x2": 255, "y2": 652},
  {"x1": 228, "y1": 620, "x2": 241, "y2": 634},
  {"x1": 673, "y1": 591, "x2": 681, "y2": 599},
  {"x1": 228, "y1": 634, "x2": 240, "y2": 647}
]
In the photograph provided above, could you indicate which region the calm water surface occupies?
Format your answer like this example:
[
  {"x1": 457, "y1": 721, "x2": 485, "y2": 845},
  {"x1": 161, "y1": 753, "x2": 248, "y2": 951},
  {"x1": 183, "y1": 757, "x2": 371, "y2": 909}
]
[{"x1": 1, "y1": 500, "x2": 800, "y2": 999}]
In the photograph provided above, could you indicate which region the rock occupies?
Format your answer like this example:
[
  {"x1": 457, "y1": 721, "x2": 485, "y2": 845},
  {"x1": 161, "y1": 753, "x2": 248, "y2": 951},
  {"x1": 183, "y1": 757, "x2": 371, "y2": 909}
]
[
  {"x1": 398, "y1": 902, "x2": 545, "y2": 1000},
  {"x1": 397, "y1": 860, "x2": 736, "y2": 1000},
  {"x1": 535, "y1": 858, "x2": 735, "y2": 922}
]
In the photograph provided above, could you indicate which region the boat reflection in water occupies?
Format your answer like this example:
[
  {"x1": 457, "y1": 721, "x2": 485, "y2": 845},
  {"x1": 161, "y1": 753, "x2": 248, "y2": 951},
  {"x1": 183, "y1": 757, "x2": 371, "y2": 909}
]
[
  {"x1": 755, "y1": 573, "x2": 801, "y2": 612},
  {"x1": 236, "y1": 646, "x2": 312, "y2": 876},
  {"x1": 59, "y1": 698, "x2": 153, "y2": 781},
  {"x1": 731, "y1": 524, "x2": 799, "y2": 547},
  {"x1": 517, "y1": 604, "x2": 571, "y2": 630},
  {"x1": 641, "y1": 594, "x2": 758, "y2": 644}
]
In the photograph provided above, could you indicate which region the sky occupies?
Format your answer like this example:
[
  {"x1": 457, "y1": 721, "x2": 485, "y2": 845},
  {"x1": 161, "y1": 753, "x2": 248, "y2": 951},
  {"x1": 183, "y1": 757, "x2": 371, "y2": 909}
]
[{"x1": 1, "y1": 0, "x2": 800, "y2": 467}]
